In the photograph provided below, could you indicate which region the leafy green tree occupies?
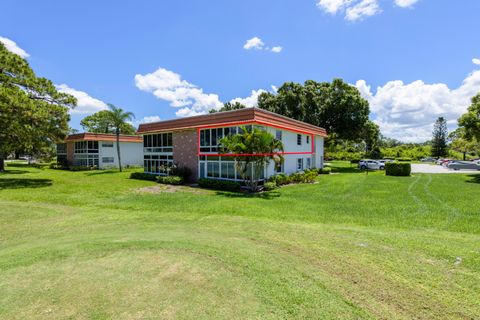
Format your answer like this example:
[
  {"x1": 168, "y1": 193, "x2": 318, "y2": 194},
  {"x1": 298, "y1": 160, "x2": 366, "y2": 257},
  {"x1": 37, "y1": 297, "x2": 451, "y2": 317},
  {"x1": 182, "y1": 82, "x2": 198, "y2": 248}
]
[
  {"x1": 209, "y1": 102, "x2": 246, "y2": 113},
  {"x1": 104, "y1": 104, "x2": 134, "y2": 172},
  {"x1": 448, "y1": 128, "x2": 478, "y2": 160},
  {"x1": 258, "y1": 79, "x2": 370, "y2": 141},
  {"x1": 431, "y1": 117, "x2": 449, "y2": 158},
  {"x1": 80, "y1": 110, "x2": 135, "y2": 134},
  {"x1": 220, "y1": 126, "x2": 284, "y2": 192},
  {"x1": 458, "y1": 93, "x2": 480, "y2": 141},
  {"x1": 0, "y1": 42, "x2": 76, "y2": 171}
]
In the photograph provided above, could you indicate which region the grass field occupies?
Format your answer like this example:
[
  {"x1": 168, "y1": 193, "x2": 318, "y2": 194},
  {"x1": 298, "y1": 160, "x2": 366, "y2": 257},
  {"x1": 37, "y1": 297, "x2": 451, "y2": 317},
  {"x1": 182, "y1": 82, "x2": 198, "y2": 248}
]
[{"x1": 1, "y1": 161, "x2": 479, "y2": 319}]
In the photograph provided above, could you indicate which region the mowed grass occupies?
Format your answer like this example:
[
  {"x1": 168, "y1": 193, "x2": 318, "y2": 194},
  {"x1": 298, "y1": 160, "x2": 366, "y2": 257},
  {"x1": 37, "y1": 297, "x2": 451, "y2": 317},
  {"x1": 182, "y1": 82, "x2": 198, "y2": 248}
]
[{"x1": 0, "y1": 162, "x2": 479, "y2": 319}]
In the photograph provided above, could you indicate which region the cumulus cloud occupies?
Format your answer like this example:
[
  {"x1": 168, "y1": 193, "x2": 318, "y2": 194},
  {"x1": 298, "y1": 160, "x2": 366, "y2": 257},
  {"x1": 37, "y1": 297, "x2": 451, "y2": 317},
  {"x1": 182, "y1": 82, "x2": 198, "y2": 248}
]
[
  {"x1": 243, "y1": 37, "x2": 282, "y2": 53},
  {"x1": 473, "y1": 58, "x2": 480, "y2": 66},
  {"x1": 0, "y1": 36, "x2": 29, "y2": 58},
  {"x1": 229, "y1": 89, "x2": 267, "y2": 108},
  {"x1": 139, "y1": 115, "x2": 161, "y2": 123},
  {"x1": 394, "y1": 0, "x2": 420, "y2": 8},
  {"x1": 317, "y1": 0, "x2": 418, "y2": 21},
  {"x1": 134, "y1": 68, "x2": 223, "y2": 117},
  {"x1": 356, "y1": 70, "x2": 480, "y2": 142},
  {"x1": 56, "y1": 84, "x2": 108, "y2": 115}
]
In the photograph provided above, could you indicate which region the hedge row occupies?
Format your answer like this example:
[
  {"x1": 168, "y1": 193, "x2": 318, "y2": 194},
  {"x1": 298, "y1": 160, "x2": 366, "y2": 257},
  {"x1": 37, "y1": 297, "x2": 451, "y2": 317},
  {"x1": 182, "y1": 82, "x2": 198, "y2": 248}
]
[
  {"x1": 198, "y1": 178, "x2": 242, "y2": 192},
  {"x1": 385, "y1": 162, "x2": 411, "y2": 176},
  {"x1": 157, "y1": 175, "x2": 184, "y2": 185},
  {"x1": 129, "y1": 172, "x2": 158, "y2": 181}
]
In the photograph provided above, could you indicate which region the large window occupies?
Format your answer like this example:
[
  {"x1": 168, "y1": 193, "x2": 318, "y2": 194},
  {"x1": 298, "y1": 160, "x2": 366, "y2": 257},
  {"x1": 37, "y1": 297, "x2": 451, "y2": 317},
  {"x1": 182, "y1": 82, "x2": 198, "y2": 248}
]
[
  {"x1": 297, "y1": 134, "x2": 302, "y2": 146},
  {"x1": 144, "y1": 154, "x2": 173, "y2": 175},
  {"x1": 74, "y1": 141, "x2": 98, "y2": 154},
  {"x1": 102, "y1": 142, "x2": 114, "y2": 148},
  {"x1": 57, "y1": 143, "x2": 67, "y2": 154},
  {"x1": 102, "y1": 157, "x2": 114, "y2": 163},
  {"x1": 74, "y1": 154, "x2": 99, "y2": 167},
  {"x1": 199, "y1": 155, "x2": 264, "y2": 181},
  {"x1": 297, "y1": 158, "x2": 303, "y2": 171},
  {"x1": 143, "y1": 133, "x2": 173, "y2": 153},
  {"x1": 200, "y1": 125, "x2": 257, "y2": 153}
]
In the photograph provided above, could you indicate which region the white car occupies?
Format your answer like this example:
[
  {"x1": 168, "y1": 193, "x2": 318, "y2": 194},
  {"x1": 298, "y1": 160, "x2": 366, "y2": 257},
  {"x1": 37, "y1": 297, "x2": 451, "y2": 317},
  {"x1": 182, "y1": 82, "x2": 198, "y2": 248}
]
[{"x1": 358, "y1": 159, "x2": 385, "y2": 170}]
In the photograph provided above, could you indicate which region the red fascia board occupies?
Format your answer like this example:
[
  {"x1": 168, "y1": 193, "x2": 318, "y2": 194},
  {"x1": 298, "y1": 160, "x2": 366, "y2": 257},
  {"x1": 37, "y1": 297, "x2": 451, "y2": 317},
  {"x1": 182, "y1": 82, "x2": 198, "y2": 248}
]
[{"x1": 199, "y1": 151, "x2": 314, "y2": 157}]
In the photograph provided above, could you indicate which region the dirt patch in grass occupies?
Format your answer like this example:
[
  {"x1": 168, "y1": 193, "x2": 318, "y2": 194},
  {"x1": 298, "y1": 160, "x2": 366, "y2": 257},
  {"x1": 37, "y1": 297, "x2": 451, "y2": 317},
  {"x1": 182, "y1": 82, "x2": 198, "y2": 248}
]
[{"x1": 135, "y1": 184, "x2": 211, "y2": 195}]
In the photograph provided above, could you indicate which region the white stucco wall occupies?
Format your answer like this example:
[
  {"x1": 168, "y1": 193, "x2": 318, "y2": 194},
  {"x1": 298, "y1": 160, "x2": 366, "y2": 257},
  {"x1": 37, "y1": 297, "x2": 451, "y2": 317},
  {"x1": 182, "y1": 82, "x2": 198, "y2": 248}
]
[{"x1": 98, "y1": 141, "x2": 143, "y2": 169}]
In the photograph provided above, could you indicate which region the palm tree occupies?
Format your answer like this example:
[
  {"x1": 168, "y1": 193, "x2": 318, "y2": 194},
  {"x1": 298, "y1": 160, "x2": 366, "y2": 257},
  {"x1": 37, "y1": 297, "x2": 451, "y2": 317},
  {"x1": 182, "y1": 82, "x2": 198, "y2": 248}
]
[
  {"x1": 220, "y1": 126, "x2": 284, "y2": 192},
  {"x1": 106, "y1": 104, "x2": 135, "y2": 172}
]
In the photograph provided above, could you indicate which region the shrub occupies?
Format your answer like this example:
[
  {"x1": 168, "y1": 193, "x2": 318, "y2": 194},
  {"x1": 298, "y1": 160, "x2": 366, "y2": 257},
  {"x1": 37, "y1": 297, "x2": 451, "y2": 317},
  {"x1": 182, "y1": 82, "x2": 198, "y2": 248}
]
[
  {"x1": 395, "y1": 157, "x2": 412, "y2": 162},
  {"x1": 318, "y1": 167, "x2": 332, "y2": 174},
  {"x1": 157, "y1": 175, "x2": 184, "y2": 185},
  {"x1": 129, "y1": 172, "x2": 157, "y2": 181},
  {"x1": 385, "y1": 162, "x2": 411, "y2": 176},
  {"x1": 198, "y1": 178, "x2": 241, "y2": 192},
  {"x1": 263, "y1": 182, "x2": 277, "y2": 191},
  {"x1": 304, "y1": 170, "x2": 318, "y2": 183},
  {"x1": 289, "y1": 172, "x2": 305, "y2": 183},
  {"x1": 69, "y1": 165, "x2": 97, "y2": 171},
  {"x1": 171, "y1": 165, "x2": 192, "y2": 181},
  {"x1": 350, "y1": 159, "x2": 360, "y2": 165}
]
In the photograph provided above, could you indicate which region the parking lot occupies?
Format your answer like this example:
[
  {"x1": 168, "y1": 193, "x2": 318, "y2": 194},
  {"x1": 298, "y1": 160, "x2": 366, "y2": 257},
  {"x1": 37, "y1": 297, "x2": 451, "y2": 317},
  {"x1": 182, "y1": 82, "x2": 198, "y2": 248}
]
[{"x1": 411, "y1": 163, "x2": 480, "y2": 174}]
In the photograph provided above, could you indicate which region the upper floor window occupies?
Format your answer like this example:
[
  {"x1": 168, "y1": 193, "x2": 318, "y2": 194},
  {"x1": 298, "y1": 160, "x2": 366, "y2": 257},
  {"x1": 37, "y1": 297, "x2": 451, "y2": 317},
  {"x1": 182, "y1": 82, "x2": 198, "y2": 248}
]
[
  {"x1": 275, "y1": 130, "x2": 282, "y2": 141},
  {"x1": 306, "y1": 136, "x2": 310, "y2": 144},
  {"x1": 144, "y1": 132, "x2": 173, "y2": 153},
  {"x1": 102, "y1": 142, "x2": 114, "y2": 148},
  {"x1": 75, "y1": 141, "x2": 98, "y2": 154},
  {"x1": 297, "y1": 134, "x2": 302, "y2": 145},
  {"x1": 57, "y1": 143, "x2": 67, "y2": 154}
]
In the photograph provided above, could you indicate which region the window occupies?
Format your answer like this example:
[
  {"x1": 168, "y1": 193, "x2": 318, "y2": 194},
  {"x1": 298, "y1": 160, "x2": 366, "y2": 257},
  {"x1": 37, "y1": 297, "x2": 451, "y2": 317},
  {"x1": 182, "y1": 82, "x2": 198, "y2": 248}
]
[
  {"x1": 306, "y1": 158, "x2": 311, "y2": 169},
  {"x1": 306, "y1": 136, "x2": 310, "y2": 144},
  {"x1": 143, "y1": 154, "x2": 173, "y2": 175},
  {"x1": 56, "y1": 143, "x2": 67, "y2": 154},
  {"x1": 275, "y1": 162, "x2": 283, "y2": 173},
  {"x1": 143, "y1": 133, "x2": 173, "y2": 153},
  {"x1": 275, "y1": 130, "x2": 282, "y2": 141},
  {"x1": 198, "y1": 156, "x2": 264, "y2": 181},
  {"x1": 74, "y1": 141, "x2": 98, "y2": 154},
  {"x1": 102, "y1": 157, "x2": 114, "y2": 163},
  {"x1": 297, "y1": 134, "x2": 302, "y2": 145},
  {"x1": 297, "y1": 158, "x2": 303, "y2": 170},
  {"x1": 73, "y1": 154, "x2": 99, "y2": 167},
  {"x1": 102, "y1": 142, "x2": 114, "y2": 148}
]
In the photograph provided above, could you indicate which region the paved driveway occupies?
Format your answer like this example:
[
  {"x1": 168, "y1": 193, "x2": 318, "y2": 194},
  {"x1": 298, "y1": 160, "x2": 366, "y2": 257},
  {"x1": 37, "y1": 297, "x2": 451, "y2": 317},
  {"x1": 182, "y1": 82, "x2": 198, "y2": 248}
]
[{"x1": 411, "y1": 163, "x2": 480, "y2": 174}]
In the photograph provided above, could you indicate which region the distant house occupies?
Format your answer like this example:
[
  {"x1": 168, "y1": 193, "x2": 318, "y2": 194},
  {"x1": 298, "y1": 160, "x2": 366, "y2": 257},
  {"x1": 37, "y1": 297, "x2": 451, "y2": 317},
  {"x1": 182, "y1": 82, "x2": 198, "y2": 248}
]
[
  {"x1": 137, "y1": 108, "x2": 327, "y2": 182},
  {"x1": 57, "y1": 133, "x2": 143, "y2": 168}
]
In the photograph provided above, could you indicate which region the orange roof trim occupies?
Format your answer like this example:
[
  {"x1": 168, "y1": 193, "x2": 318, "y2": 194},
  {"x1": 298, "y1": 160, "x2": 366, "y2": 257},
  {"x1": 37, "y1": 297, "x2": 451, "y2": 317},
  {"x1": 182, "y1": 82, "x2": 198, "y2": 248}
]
[
  {"x1": 65, "y1": 133, "x2": 143, "y2": 143},
  {"x1": 137, "y1": 108, "x2": 327, "y2": 137}
]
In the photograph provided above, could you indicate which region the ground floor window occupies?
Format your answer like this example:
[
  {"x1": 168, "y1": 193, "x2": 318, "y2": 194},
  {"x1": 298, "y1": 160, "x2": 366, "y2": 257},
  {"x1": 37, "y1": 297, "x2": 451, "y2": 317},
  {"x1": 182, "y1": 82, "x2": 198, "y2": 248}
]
[
  {"x1": 74, "y1": 154, "x2": 99, "y2": 167},
  {"x1": 306, "y1": 157, "x2": 311, "y2": 169},
  {"x1": 275, "y1": 162, "x2": 283, "y2": 173},
  {"x1": 102, "y1": 157, "x2": 114, "y2": 163},
  {"x1": 199, "y1": 156, "x2": 265, "y2": 181},
  {"x1": 297, "y1": 158, "x2": 304, "y2": 171},
  {"x1": 144, "y1": 154, "x2": 173, "y2": 175}
]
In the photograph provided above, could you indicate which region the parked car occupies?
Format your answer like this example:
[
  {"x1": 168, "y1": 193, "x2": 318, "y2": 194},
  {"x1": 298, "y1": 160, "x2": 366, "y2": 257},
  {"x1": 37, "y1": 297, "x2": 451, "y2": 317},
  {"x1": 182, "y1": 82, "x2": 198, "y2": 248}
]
[
  {"x1": 421, "y1": 157, "x2": 436, "y2": 162},
  {"x1": 378, "y1": 159, "x2": 394, "y2": 164},
  {"x1": 358, "y1": 159, "x2": 385, "y2": 170},
  {"x1": 447, "y1": 161, "x2": 480, "y2": 171}
]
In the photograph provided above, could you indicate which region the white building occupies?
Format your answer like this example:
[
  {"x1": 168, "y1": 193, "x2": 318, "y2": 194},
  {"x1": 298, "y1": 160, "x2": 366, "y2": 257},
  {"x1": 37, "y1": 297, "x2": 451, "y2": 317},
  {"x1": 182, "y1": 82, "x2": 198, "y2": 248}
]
[
  {"x1": 137, "y1": 108, "x2": 327, "y2": 182},
  {"x1": 57, "y1": 133, "x2": 143, "y2": 169}
]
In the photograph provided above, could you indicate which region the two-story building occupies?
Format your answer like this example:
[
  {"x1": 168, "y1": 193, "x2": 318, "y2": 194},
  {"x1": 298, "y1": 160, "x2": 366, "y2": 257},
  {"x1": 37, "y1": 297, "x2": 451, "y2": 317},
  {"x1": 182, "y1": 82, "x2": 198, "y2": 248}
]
[
  {"x1": 137, "y1": 108, "x2": 327, "y2": 182},
  {"x1": 57, "y1": 133, "x2": 143, "y2": 169}
]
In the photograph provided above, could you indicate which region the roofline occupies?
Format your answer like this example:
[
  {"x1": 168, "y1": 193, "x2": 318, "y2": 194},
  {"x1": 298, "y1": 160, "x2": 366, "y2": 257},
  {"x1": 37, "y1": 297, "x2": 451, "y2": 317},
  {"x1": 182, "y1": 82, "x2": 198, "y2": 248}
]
[{"x1": 65, "y1": 133, "x2": 143, "y2": 143}]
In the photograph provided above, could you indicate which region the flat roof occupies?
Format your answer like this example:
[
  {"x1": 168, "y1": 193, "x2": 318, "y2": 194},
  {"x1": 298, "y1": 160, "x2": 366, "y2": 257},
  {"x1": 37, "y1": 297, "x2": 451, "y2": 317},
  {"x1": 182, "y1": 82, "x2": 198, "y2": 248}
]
[
  {"x1": 65, "y1": 133, "x2": 143, "y2": 143},
  {"x1": 137, "y1": 107, "x2": 327, "y2": 137}
]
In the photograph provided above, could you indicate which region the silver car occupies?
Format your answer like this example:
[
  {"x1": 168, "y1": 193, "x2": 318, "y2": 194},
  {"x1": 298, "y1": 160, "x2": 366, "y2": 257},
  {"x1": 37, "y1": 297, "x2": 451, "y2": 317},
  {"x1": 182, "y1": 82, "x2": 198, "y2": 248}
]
[
  {"x1": 359, "y1": 159, "x2": 385, "y2": 170},
  {"x1": 447, "y1": 161, "x2": 480, "y2": 171}
]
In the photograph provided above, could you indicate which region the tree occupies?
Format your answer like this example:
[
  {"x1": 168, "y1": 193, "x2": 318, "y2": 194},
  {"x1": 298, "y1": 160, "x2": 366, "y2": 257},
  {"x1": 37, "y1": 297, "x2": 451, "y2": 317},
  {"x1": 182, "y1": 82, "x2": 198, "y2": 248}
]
[
  {"x1": 258, "y1": 79, "x2": 370, "y2": 141},
  {"x1": 458, "y1": 92, "x2": 480, "y2": 141},
  {"x1": 209, "y1": 102, "x2": 246, "y2": 113},
  {"x1": 220, "y1": 126, "x2": 284, "y2": 192},
  {"x1": 104, "y1": 104, "x2": 134, "y2": 172},
  {"x1": 448, "y1": 128, "x2": 479, "y2": 160},
  {"x1": 80, "y1": 110, "x2": 135, "y2": 134},
  {"x1": 0, "y1": 42, "x2": 76, "y2": 171},
  {"x1": 431, "y1": 117, "x2": 448, "y2": 158}
]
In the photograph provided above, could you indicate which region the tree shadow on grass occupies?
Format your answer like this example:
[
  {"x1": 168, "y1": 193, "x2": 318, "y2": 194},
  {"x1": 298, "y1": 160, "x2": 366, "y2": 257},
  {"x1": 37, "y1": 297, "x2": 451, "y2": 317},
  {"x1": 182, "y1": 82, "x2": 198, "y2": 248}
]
[
  {"x1": 0, "y1": 178, "x2": 53, "y2": 190},
  {"x1": 331, "y1": 166, "x2": 363, "y2": 174},
  {"x1": 214, "y1": 190, "x2": 281, "y2": 200},
  {"x1": 84, "y1": 170, "x2": 119, "y2": 176},
  {"x1": 2, "y1": 169, "x2": 29, "y2": 175},
  {"x1": 466, "y1": 174, "x2": 480, "y2": 184}
]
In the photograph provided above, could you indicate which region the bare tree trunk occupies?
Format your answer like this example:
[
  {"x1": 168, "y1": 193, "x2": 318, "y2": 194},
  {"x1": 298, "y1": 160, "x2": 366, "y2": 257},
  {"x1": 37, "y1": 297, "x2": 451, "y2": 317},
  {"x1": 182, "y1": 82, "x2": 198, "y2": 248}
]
[
  {"x1": 116, "y1": 128, "x2": 122, "y2": 172},
  {"x1": 0, "y1": 158, "x2": 4, "y2": 172}
]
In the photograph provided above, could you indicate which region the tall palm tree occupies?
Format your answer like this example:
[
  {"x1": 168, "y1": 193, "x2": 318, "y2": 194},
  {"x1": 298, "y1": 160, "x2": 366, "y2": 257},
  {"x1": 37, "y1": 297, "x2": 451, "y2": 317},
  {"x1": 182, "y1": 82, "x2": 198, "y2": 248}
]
[{"x1": 106, "y1": 104, "x2": 135, "y2": 172}]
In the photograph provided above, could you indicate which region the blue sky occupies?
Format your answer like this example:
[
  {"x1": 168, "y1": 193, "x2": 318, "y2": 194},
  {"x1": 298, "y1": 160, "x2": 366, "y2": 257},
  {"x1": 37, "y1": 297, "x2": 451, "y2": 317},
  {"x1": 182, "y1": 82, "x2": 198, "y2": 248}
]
[{"x1": 2, "y1": 0, "x2": 480, "y2": 142}]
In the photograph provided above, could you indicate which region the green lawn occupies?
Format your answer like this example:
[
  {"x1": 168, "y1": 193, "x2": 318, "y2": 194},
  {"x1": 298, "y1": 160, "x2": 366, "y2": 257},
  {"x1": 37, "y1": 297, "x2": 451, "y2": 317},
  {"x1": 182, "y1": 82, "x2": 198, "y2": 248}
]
[{"x1": 0, "y1": 161, "x2": 479, "y2": 319}]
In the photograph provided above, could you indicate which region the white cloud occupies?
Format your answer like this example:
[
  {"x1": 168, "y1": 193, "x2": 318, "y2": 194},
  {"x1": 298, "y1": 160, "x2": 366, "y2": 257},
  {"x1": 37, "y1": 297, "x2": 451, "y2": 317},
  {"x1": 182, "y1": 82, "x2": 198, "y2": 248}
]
[
  {"x1": 139, "y1": 116, "x2": 161, "y2": 124},
  {"x1": 229, "y1": 89, "x2": 267, "y2": 108},
  {"x1": 134, "y1": 68, "x2": 223, "y2": 117},
  {"x1": 271, "y1": 46, "x2": 283, "y2": 53},
  {"x1": 317, "y1": 0, "x2": 418, "y2": 21},
  {"x1": 0, "y1": 36, "x2": 29, "y2": 58},
  {"x1": 243, "y1": 37, "x2": 265, "y2": 50},
  {"x1": 346, "y1": 0, "x2": 381, "y2": 21},
  {"x1": 473, "y1": 58, "x2": 480, "y2": 66},
  {"x1": 394, "y1": 0, "x2": 419, "y2": 8},
  {"x1": 243, "y1": 37, "x2": 282, "y2": 53},
  {"x1": 56, "y1": 84, "x2": 108, "y2": 115},
  {"x1": 356, "y1": 70, "x2": 480, "y2": 142}
]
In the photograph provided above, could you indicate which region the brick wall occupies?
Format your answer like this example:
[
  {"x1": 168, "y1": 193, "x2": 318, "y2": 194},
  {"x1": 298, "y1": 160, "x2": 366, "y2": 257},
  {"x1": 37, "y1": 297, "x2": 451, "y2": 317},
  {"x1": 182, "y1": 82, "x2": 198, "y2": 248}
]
[
  {"x1": 66, "y1": 142, "x2": 74, "y2": 165},
  {"x1": 172, "y1": 129, "x2": 198, "y2": 181}
]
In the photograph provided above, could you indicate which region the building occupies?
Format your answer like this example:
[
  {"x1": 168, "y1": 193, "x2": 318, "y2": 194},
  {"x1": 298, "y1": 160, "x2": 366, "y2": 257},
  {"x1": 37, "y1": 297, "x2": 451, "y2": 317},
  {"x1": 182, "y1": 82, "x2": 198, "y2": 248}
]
[
  {"x1": 137, "y1": 108, "x2": 327, "y2": 182},
  {"x1": 57, "y1": 133, "x2": 143, "y2": 169}
]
